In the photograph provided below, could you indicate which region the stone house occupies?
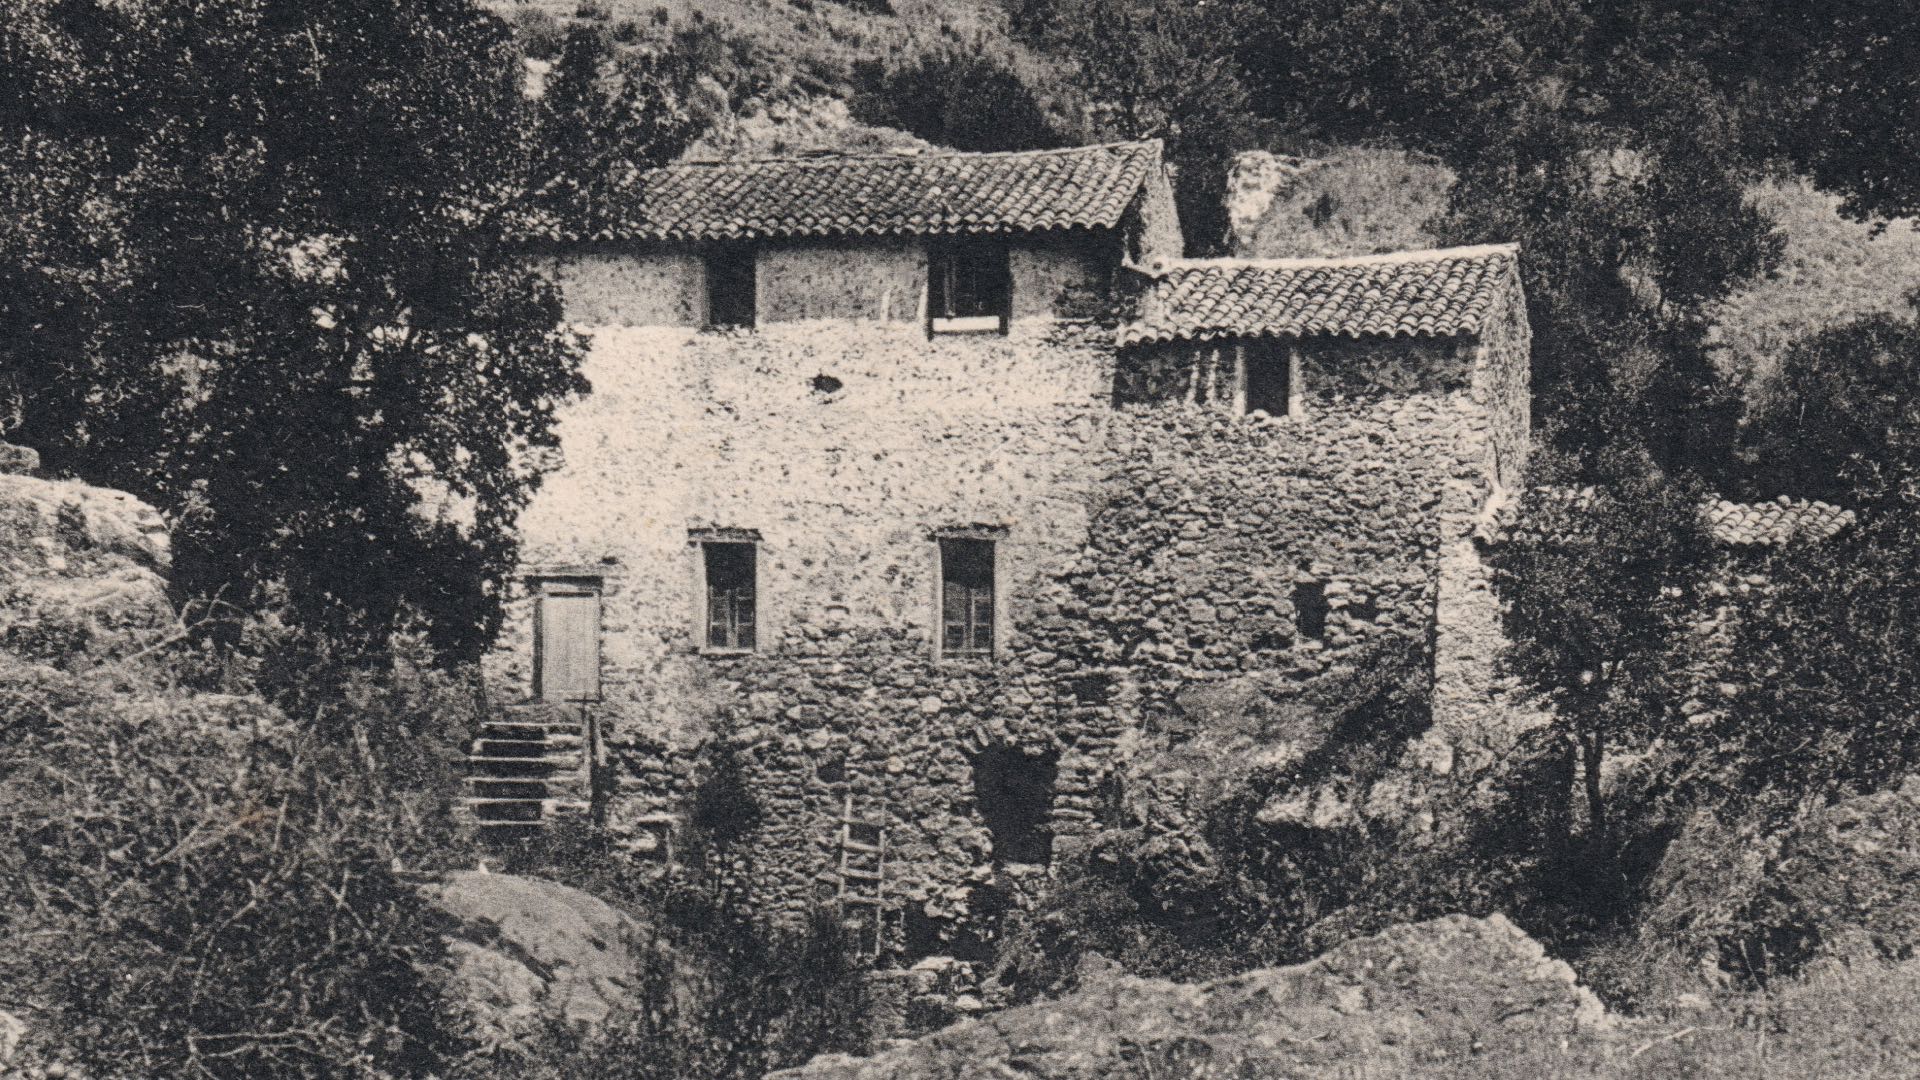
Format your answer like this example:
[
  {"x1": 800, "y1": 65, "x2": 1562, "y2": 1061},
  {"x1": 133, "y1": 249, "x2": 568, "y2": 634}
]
[{"x1": 473, "y1": 139, "x2": 1533, "y2": 949}]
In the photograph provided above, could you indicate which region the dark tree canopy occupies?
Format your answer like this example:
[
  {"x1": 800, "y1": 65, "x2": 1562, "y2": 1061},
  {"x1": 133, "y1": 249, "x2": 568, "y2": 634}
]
[
  {"x1": 849, "y1": 48, "x2": 1076, "y2": 154},
  {"x1": 1009, "y1": 0, "x2": 1263, "y2": 256},
  {"x1": 0, "y1": 0, "x2": 592, "y2": 663}
]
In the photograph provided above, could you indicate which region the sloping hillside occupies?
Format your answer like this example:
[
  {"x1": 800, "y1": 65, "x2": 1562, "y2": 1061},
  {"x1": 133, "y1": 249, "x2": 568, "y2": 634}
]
[
  {"x1": 1229, "y1": 150, "x2": 1920, "y2": 408},
  {"x1": 1706, "y1": 179, "x2": 1920, "y2": 396},
  {"x1": 492, "y1": 0, "x2": 1052, "y2": 107}
]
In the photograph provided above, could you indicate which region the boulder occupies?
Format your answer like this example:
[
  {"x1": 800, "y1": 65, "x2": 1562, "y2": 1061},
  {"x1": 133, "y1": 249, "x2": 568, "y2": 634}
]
[
  {"x1": 0, "y1": 470, "x2": 174, "y2": 664},
  {"x1": 421, "y1": 871, "x2": 676, "y2": 1053},
  {"x1": 772, "y1": 914, "x2": 1608, "y2": 1079}
]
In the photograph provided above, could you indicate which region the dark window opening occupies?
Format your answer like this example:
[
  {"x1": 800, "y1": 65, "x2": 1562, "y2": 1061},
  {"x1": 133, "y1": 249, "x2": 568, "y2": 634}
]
[
  {"x1": 972, "y1": 746, "x2": 1058, "y2": 866},
  {"x1": 706, "y1": 245, "x2": 756, "y2": 328},
  {"x1": 1246, "y1": 343, "x2": 1292, "y2": 416},
  {"x1": 940, "y1": 538, "x2": 995, "y2": 658},
  {"x1": 704, "y1": 542, "x2": 756, "y2": 650},
  {"x1": 1294, "y1": 580, "x2": 1329, "y2": 641},
  {"x1": 928, "y1": 237, "x2": 1010, "y2": 332}
]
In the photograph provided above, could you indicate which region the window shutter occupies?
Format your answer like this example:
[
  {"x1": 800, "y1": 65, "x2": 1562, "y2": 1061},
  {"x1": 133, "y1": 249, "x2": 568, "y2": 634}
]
[
  {"x1": 969, "y1": 586, "x2": 994, "y2": 653},
  {"x1": 943, "y1": 586, "x2": 968, "y2": 653}
]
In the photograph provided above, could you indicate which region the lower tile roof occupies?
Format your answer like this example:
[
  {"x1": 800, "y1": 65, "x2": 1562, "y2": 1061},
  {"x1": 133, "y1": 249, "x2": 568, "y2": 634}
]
[
  {"x1": 1484, "y1": 487, "x2": 1856, "y2": 548},
  {"x1": 1118, "y1": 244, "x2": 1521, "y2": 346}
]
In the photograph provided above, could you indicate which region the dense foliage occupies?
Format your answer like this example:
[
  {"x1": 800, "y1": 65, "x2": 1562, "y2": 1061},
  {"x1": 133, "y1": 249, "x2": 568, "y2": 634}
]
[
  {"x1": 0, "y1": 633, "x2": 480, "y2": 1077},
  {"x1": 0, "y1": 0, "x2": 589, "y2": 663},
  {"x1": 849, "y1": 47, "x2": 1076, "y2": 154},
  {"x1": 1008, "y1": 0, "x2": 1261, "y2": 256}
]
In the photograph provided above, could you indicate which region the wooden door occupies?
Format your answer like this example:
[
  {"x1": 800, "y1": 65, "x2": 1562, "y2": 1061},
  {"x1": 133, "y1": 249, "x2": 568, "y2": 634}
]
[{"x1": 536, "y1": 582, "x2": 601, "y2": 702}]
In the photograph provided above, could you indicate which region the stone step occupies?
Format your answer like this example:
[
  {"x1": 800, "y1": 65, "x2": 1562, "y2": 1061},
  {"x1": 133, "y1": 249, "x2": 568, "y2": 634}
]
[
  {"x1": 470, "y1": 777, "x2": 558, "y2": 800},
  {"x1": 474, "y1": 738, "x2": 550, "y2": 757},
  {"x1": 468, "y1": 755, "x2": 579, "y2": 771},
  {"x1": 459, "y1": 796, "x2": 591, "y2": 822},
  {"x1": 479, "y1": 720, "x2": 584, "y2": 738}
]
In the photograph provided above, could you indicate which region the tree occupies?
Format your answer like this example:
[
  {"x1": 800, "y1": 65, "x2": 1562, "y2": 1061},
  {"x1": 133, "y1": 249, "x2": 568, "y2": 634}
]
[
  {"x1": 1009, "y1": 0, "x2": 1263, "y2": 256},
  {"x1": 849, "y1": 47, "x2": 1077, "y2": 154},
  {"x1": 1735, "y1": 304, "x2": 1920, "y2": 505},
  {"x1": 1492, "y1": 443, "x2": 1713, "y2": 881},
  {"x1": 1678, "y1": 307, "x2": 1920, "y2": 813},
  {"x1": 0, "y1": 0, "x2": 589, "y2": 663},
  {"x1": 529, "y1": 14, "x2": 706, "y2": 237}
]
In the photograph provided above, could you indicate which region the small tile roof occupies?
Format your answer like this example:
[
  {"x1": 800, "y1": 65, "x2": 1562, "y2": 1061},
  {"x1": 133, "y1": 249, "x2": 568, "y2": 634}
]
[
  {"x1": 1486, "y1": 487, "x2": 1856, "y2": 548},
  {"x1": 551, "y1": 141, "x2": 1166, "y2": 244},
  {"x1": 1118, "y1": 244, "x2": 1521, "y2": 346},
  {"x1": 1705, "y1": 496, "x2": 1856, "y2": 546}
]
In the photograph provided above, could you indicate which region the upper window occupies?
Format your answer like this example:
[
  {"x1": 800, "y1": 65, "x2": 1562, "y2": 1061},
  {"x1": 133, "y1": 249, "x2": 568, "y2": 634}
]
[
  {"x1": 928, "y1": 237, "x2": 1010, "y2": 334},
  {"x1": 939, "y1": 537, "x2": 995, "y2": 658},
  {"x1": 1245, "y1": 343, "x2": 1294, "y2": 417},
  {"x1": 706, "y1": 245, "x2": 756, "y2": 328},
  {"x1": 703, "y1": 542, "x2": 757, "y2": 651}
]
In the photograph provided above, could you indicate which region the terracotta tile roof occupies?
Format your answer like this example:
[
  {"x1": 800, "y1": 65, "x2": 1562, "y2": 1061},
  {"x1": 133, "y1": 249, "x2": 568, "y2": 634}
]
[
  {"x1": 551, "y1": 141, "x2": 1166, "y2": 243},
  {"x1": 1118, "y1": 244, "x2": 1521, "y2": 346},
  {"x1": 1485, "y1": 487, "x2": 1856, "y2": 548},
  {"x1": 1705, "y1": 496, "x2": 1856, "y2": 546}
]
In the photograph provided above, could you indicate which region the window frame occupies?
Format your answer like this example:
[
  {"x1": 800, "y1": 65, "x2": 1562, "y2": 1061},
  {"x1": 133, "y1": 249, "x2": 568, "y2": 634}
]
[
  {"x1": 691, "y1": 530, "x2": 763, "y2": 656},
  {"x1": 926, "y1": 236, "x2": 1011, "y2": 336},
  {"x1": 935, "y1": 532, "x2": 1002, "y2": 662},
  {"x1": 1236, "y1": 341, "x2": 1303, "y2": 418}
]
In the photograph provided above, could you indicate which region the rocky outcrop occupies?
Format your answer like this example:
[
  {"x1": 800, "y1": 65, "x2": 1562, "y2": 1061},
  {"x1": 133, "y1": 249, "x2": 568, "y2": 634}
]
[
  {"x1": 422, "y1": 871, "x2": 678, "y2": 1053},
  {"x1": 773, "y1": 914, "x2": 1608, "y2": 1079},
  {"x1": 1760, "y1": 776, "x2": 1920, "y2": 968},
  {"x1": 1227, "y1": 149, "x2": 1453, "y2": 259},
  {"x1": 0, "y1": 446, "x2": 172, "y2": 664}
]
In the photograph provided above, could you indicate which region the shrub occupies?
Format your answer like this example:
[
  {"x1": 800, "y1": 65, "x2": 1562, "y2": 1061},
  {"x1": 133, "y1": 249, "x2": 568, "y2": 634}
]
[
  {"x1": 849, "y1": 48, "x2": 1077, "y2": 152},
  {"x1": 471, "y1": 898, "x2": 873, "y2": 1080},
  {"x1": 0, "y1": 611, "x2": 485, "y2": 1077},
  {"x1": 0, "y1": 660, "x2": 476, "y2": 1076}
]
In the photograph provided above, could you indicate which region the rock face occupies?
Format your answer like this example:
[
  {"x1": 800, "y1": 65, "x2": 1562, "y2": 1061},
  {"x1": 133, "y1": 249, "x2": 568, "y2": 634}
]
[
  {"x1": 1763, "y1": 776, "x2": 1920, "y2": 967},
  {"x1": 1227, "y1": 148, "x2": 1454, "y2": 259},
  {"x1": 773, "y1": 914, "x2": 1607, "y2": 1079},
  {"x1": 0, "y1": 453, "x2": 173, "y2": 664},
  {"x1": 422, "y1": 871, "x2": 672, "y2": 1052}
]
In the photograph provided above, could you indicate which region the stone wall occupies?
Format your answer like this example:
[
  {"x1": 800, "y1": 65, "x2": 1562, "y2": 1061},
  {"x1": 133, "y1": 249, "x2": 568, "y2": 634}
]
[
  {"x1": 550, "y1": 250, "x2": 707, "y2": 328},
  {"x1": 759, "y1": 238, "x2": 924, "y2": 324},
  {"x1": 487, "y1": 296, "x2": 1522, "y2": 939},
  {"x1": 547, "y1": 235, "x2": 1122, "y2": 329}
]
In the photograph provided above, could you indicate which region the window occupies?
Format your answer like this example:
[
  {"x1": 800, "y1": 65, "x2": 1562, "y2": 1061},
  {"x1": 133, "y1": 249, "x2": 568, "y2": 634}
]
[
  {"x1": 940, "y1": 537, "x2": 995, "y2": 658},
  {"x1": 1294, "y1": 580, "x2": 1329, "y2": 641},
  {"x1": 928, "y1": 237, "x2": 1010, "y2": 334},
  {"x1": 1243, "y1": 342, "x2": 1296, "y2": 417},
  {"x1": 534, "y1": 579, "x2": 601, "y2": 702},
  {"x1": 705, "y1": 245, "x2": 756, "y2": 328},
  {"x1": 703, "y1": 542, "x2": 757, "y2": 651},
  {"x1": 972, "y1": 746, "x2": 1058, "y2": 866}
]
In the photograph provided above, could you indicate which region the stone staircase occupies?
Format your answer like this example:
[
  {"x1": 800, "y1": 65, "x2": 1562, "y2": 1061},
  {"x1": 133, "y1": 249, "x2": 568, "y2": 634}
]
[{"x1": 458, "y1": 702, "x2": 595, "y2": 842}]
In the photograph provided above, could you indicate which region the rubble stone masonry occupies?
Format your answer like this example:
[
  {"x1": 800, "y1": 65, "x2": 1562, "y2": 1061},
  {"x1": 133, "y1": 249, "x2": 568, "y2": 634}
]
[{"x1": 486, "y1": 246, "x2": 1529, "y2": 939}]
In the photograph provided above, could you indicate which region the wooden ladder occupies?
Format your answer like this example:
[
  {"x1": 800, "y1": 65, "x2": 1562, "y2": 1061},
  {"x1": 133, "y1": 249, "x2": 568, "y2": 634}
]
[{"x1": 835, "y1": 793, "x2": 888, "y2": 956}]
